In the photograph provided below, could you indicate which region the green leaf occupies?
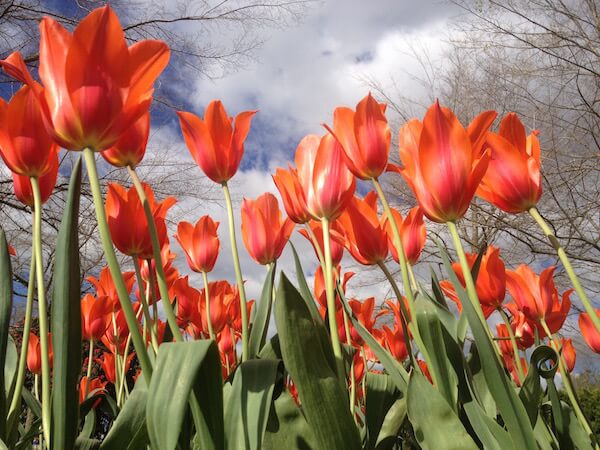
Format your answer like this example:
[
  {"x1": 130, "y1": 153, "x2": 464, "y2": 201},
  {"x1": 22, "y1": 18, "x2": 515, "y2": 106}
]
[
  {"x1": 374, "y1": 397, "x2": 406, "y2": 450},
  {"x1": 274, "y1": 274, "x2": 361, "y2": 450},
  {"x1": 518, "y1": 345, "x2": 557, "y2": 426},
  {"x1": 79, "y1": 409, "x2": 96, "y2": 440},
  {"x1": 224, "y1": 359, "x2": 281, "y2": 450},
  {"x1": 51, "y1": 156, "x2": 83, "y2": 450},
  {"x1": 146, "y1": 340, "x2": 223, "y2": 450},
  {"x1": 463, "y1": 398, "x2": 512, "y2": 450},
  {"x1": 248, "y1": 263, "x2": 276, "y2": 359},
  {"x1": 101, "y1": 378, "x2": 149, "y2": 450},
  {"x1": 407, "y1": 371, "x2": 478, "y2": 450},
  {"x1": 74, "y1": 437, "x2": 101, "y2": 449},
  {"x1": 0, "y1": 225, "x2": 13, "y2": 439},
  {"x1": 365, "y1": 373, "x2": 401, "y2": 450},
  {"x1": 4, "y1": 336, "x2": 17, "y2": 400},
  {"x1": 263, "y1": 390, "x2": 316, "y2": 450}
]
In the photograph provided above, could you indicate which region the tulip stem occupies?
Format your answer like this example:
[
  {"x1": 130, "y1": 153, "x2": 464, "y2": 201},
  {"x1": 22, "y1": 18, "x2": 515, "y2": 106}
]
[
  {"x1": 8, "y1": 250, "x2": 35, "y2": 421},
  {"x1": 30, "y1": 176, "x2": 51, "y2": 446},
  {"x1": 321, "y1": 218, "x2": 346, "y2": 383},
  {"x1": 498, "y1": 308, "x2": 525, "y2": 383},
  {"x1": 371, "y1": 178, "x2": 416, "y2": 315},
  {"x1": 84, "y1": 340, "x2": 94, "y2": 400},
  {"x1": 539, "y1": 319, "x2": 595, "y2": 442},
  {"x1": 202, "y1": 271, "x2": 215, "y2": 340},
  {"x1": 529, "y1": 207, "x2": 600, "y2": 335},
  {"x1": 132, "y1": 258, "x2": 158, "y2": 353},
  {"x1": 83, "y1": 148, "x2": 153, "y2": 381},
  {"x1": 127, "y1": 166, "x2": 183, "y2": 343},
  {"x1": 222, "y1": 182, "x2": 249, "y2": 362},
  {"x1": 304, "y1": 223, "x2": 326, "y2": 271}
]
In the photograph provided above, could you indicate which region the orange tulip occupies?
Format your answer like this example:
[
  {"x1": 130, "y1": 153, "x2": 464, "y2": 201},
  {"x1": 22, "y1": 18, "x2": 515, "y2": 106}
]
[
  {"x1": 0, "y1": 85, "x2": 58, "y2": 176},
  {"x1": 298, "y1": 219, "x2": 345, "y2": 266},
  {"x1": 198, "y1": 280, "x2": 236, "y2": 335},
  {"x1": 295, "y1": 134, "x2": 356, "y2": 220},
  {"x1": 170, "y1": 276, "x2": 201, "y2": 330},
  {"x1": 105, "y1": 182, "x2": 175, "y2": 259},
  {"x1": 12, "y1": 147, "x2": 59, "y2": 207},
  {"x1": 0, "y1": 6, "x2": 170, "y2": 151},
  {"x1": 97, "y1": 352, "x2": 134, "y2": 385},
  {"x1": 396, "y1": 102, "x2": 496, "y2": 223},
  {"x1": 175, "y1": 216, "x2": 220, "y2": 273},
  {"x1": 506, "y1": 265, "x2": 572, "y2": 336},
  {"x1": 383, "y1": 206, "x2": 426, "y2": 265},
  {"x1": 81, "y1": 293, "x2": 112, "y2": 341},
  {"x1": 27, "y1": 332, "x2": 53, "y2": 375},
  {"x1": 101, "y1": 111, "x2": 150, "y2": 167},
  {"x1": 87, "y1": 267, "x2": 135, "y2": 312},
  {"x1": 381, "y1": 323, "x2": 408, "y2": 362},
  {"x1": 337, "y1": 297, "x2": 380, "y2": 346},
  {"x1": 560, "y1": 338, "x2": 576, "y2": 373},
  {"x1": 313, "y1": 266, "x2": 354, "y2": 316},
  {"x1": 477, "y1": 113, "x2": 542, "y2": 213},
  {"x1": 138, "y1": 244, "x2": 180, "y2": 303},
  {"x1": 328, "y1": 92, "x2": 391, "y2": 180},
  {"x1": 338, "y1": 192, "x2": 388, "y2": 265},
  {"x1": 178, "y1": 100, "x2": 257, "y2": 183},
  {"x1": 272, "y1": 166, "x2": 310, "y2": 224},
  {"x1": 241, "y1": 192, "x2": 295, "y2": 265},
  {"x1": 579, "y1": 310, "x2": 600, "y2": 354}
]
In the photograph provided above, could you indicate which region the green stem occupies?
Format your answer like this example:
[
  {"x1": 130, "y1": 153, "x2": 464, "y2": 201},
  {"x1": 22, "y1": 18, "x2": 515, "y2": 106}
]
[
  {"x1": 146, "y1": 258, "x2": 161, "y2": 342},
  {"x1": 30, "y1": 176, "x2": 51, "y2": 446},
  {"x1": 498, "y1": 308, "x2": 525, "y2": 383},
  {"x1": 8, "y1": 250, "x2": 35, "y2": 419},
  {"x1": 304, "y1": 223, "x2": 326, "y2": 270},
  {"x1": 529, "y1": 207, "x2": 600, "y2": 335},
  {"x1": 342, "y1": 310, "x2": 356, "y2": 417},
  {"x1": 132, "y1": 258, "x2": 158, "y2": 353},
  {"x1": 117, "y1": 307, "x2": 143, "y2": 406},
  {"x1": 321, "y1": 218, "x2": 346, "y2": 382},
  {"x1": 84, "y1": 340, "x2": 94, "y2": 400},
  {"x1": 372, "y1": 178, "x2": 416, "y2": 316},
  {"x1": 222, "y1": 182, "x2": 249, "y2": 361},
  {"x1": 202, "y1": 271, "x2": 215, "y2": 340},
  {"x1": 82, "y1": 148, "x2": 152, "y2": 380}
]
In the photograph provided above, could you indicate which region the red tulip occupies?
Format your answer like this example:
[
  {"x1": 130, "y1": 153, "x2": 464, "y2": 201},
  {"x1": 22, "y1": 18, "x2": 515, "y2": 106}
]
[
  {"x1": 328, "y1": 92, "x2": 391, "y2": 179},
  {"x1": 338, "y1": 297, "x2": 380, "y2": 346},
  {"x1": 272, "y1": 166, "x2": 310, "y2": 224},
  {"x1": 241, "y1": 192, "x2": 295, "y2": 265},
  {"x1": 313, "y1": 266, "x2": 354, "y2": 316},
  {"x1": 477, "y1": 113, "x2": 542, "y2": 213},
  {"x1": 105, "y1": 182, "x2": 176, "y2": 259},
  {"x1": 101, "y1": 111, "x2": 150, "y2": 167},
  {"x1": 381, "y1": 323, "x2": 408, "y2": 362},
  {"x1": 0, "y1": 85, "x2": 57, "y2": 176},
  {"x1": 27, "y1": 333, "x2": 53, "y2": 375},
  {"x1": 0, "y1": 6, "x2": 170, "y2": 151},
  {"x1": 12, "y1": 147, "x2": 59, "y2": 207},
  {"x1": 81, "y1": 293, "x2": 112, "y2": 341},
  {"x1": 338, "y1": 192, "x2": 388, "y2": 265},
  {"x1": 560, "y1": 338, "x2": 576, "y2": 373},
  {"x1": 101, "y1": 306, "x2": 140, "y2": 355},
  {"x1": 177, "y1": 100, "x2": 257, "y2": 183},
  {"x1": 295, "y1": 134, "x2": 356, "y2": 220},
  {"x1": 79, "y1": 377, "x2": 107, "y2": 405},
  {"x1": 298, "y1": 220, "x2": 345, "y2": 266},
  {"x1": 175, "y1": 216, "x2": 220, "y2": 273},
  {"x1": 383, "y1": 206, "x2": 426, "y2": 265},
  {"x1": 138, "y1": 244, "x2": 180, "y2": 303},
  {"x1": 87, "y1": 267, "x2": 135, "y2": 312},
  {"x1": 170, "y1": 276, "x2": 201, "y2": 330},
  {"x1": 579, "y1": 309, "x2": 600, "y2": 354},
  {"x1": 199, "y1": 280, "x2": 236, "y2": 335},
  {"x1": 396, "y1": 102, "x2": 496, "y2": 223}
]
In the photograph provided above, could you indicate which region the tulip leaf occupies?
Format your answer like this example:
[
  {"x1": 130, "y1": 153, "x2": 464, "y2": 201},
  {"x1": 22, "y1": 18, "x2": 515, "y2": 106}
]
[
  {"x1": 518, "y1": 345, "x2": 557, "y2": 427},
  {"x1": 146, "y1": 340, "x2": 223, "y2": 450},
  {"x1": 374, "y1": 397, "x2": 406, "y2": 450},
  {"x1": 407, "y1": 371, "x2": 478, "y2": 450},
  {"x1": 74, "y1": 437, "x2": 101, "y2": 449},
  {"x1": 101, "y1": 378, "x2": 149, "y2": 450},
  {"x1": 79, "y1": 409, "x2": 96, "y2": 440},
  {"x1": 51, "y1": 157, "x2": 83, "y2": 450},
  {"x1": 463, "y1": 397, "x2": 512, "y2": 450},
  {"x1": 274, "y1": 274, "x2": 361, "y2": 450},
  {"x1": 3, "y1": 336, "x2": 17, "y2": 400},
  {"x1": 0, "y1": 225, "x2": 13, "y2": 440},
  {"x1": 436, "y1": 240, "x2": 537, "y2": 449},
  {"x1": 263, "y1": 390, "x2": 316, "y2": 450},
  {"x1": 224, "y1": 359, "x2": 281, "y2": 450},
  {"x1": 248, "y1": 262, "x2": 277, "y2": 359},
  {"x1": 365, "y1": 373, "x2": 401, "y2": 450}
]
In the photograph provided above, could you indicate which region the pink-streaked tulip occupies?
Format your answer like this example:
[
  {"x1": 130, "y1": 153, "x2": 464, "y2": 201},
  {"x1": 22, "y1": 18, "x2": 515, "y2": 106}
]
[
  {"x1": 328, "y1": 92, "x2": 391, "y2": 180},
  {"x1": 383, "y1": 206, "x2": 426, "y2": 265},
  {"x1": 396, "y1": 102, "x2": 496, "y2": 223},
  {"x1": 175, "y1": 216, "x2": 220, "y2": 273},
  {"x1": 241, "y1": 192, "x2": 295, "y2": 265},
  {"x1": 101, "y1": 111, "x2": 150, "y2": 167},
  {"x1": 12, "y1": 148, "x2": 59, "y2": 207},
  {"x1": 81, "y1": 294, "x2": 112, "y2": 341},
  {"x1": 273, "y1": 166, "x2": 311, "y2": 224},
  {"x1": 477, "y1": 113, "x2": 542, "y2": 213},
  {"x1": 338, "y1": 192, "x2": 388, "y2": 265},
  {"x1": 579, "y1": 310, "x2": 600, "y2": 354},
  {"x1": 295, "y1": 134, "x2": 356, "y2": 221},
  {"x1": 177, "y1": 100, "x2": 257, "y2": 183},
  {"x1": 560, "y1": 338, "x2": 576, "y2": 373},
  {"x1": 298, "y1": 220, "x2": 345, "y2": 266}
]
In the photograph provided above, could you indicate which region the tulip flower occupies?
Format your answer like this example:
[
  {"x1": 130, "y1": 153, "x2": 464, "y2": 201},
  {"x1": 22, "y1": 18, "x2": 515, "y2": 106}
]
[
  {"x1": 381, "y1": 323, "x2": 408, "y2": 362},
  {"x1": 477, "y1": 113, "x2": 542, "y2": 213},
  {"x1": 0, "y1": 6, "x2": 170, "y2": 152},
  {"x1": 79, "y1": 377, "x2": 107, "y2": 405},
  {"x1": 81, "y1": 294, "x2": 112, "y2": 341},
  {"x1": 560, "y1": 338, "x2": 576, "y2": 373},
  {"x1": 0, "y1": 84, "x2": 58, "y2": 176},
  {"x1": 175, "y1": 216, "x2": 220, "y2": 273},
  {"x1": 383, "y1": 206, "x2": 426, "y2": 265},
  {"x1": 27, "y1": 333, "x2": 53, "y2": 375},
  {"x1": 105, "y1": 182, "x2": 176, "y2": 259},
  {"x1": 101, "y1": 306, "x2": 140, "y2": 355},
  {"x1": 199, "y1": 280, "x2": 237, "y2": 335},
  {"x1": 272, "y1": 166, "x2": 311, "y2": 224},
  {"x1": 178, "y1": 100, "x2": 257, "y2": 184},
  {"x1": 170, "y1": 276, "x2": 201, "y2": 330},
  {"x1": 338, "y1": 192, "x2": 388, "y2": 265},
  {"x1": 12, "y1": 148, "x2": 59, "y2": 207},
  {"x1": 338, "y1": 297, "x2": 380, "y2": 346},
  {"x1": 295, "y1": 133, "x2": 356, "y2": 221},
  {"x1": 101, "y1": 112, "x2": 150, "y2": 167},
  {"x1": 506, "y1": 265, "x2": 572, "y2": 336},
  {"x1": 440, "y1": 245, "x2": 506, "y2": 318},
  {"x1": 579, "y1": 310, "x2": 600, "y2": 354},
  {"x1": 313, "y1": 266, "x2": 354, "y2": 316},
  {"x1": 298, "y1": 220, "x2": 345, "y2": 266},
  {"x1": 328, "y1": 92, "x2": 391, "y2": 180},
  {"x1": 396, "y1": 102, "x2": 496, "y2": 223},
  {"x1": 97, "y1": 352, "x2": 134, "y2": 385},
  {"x1": 87, "y1": 267, "x2": 136, "y2": 312},
  {"x1": 241, "y1": 193, "x2": 295, "y2": 265}
]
